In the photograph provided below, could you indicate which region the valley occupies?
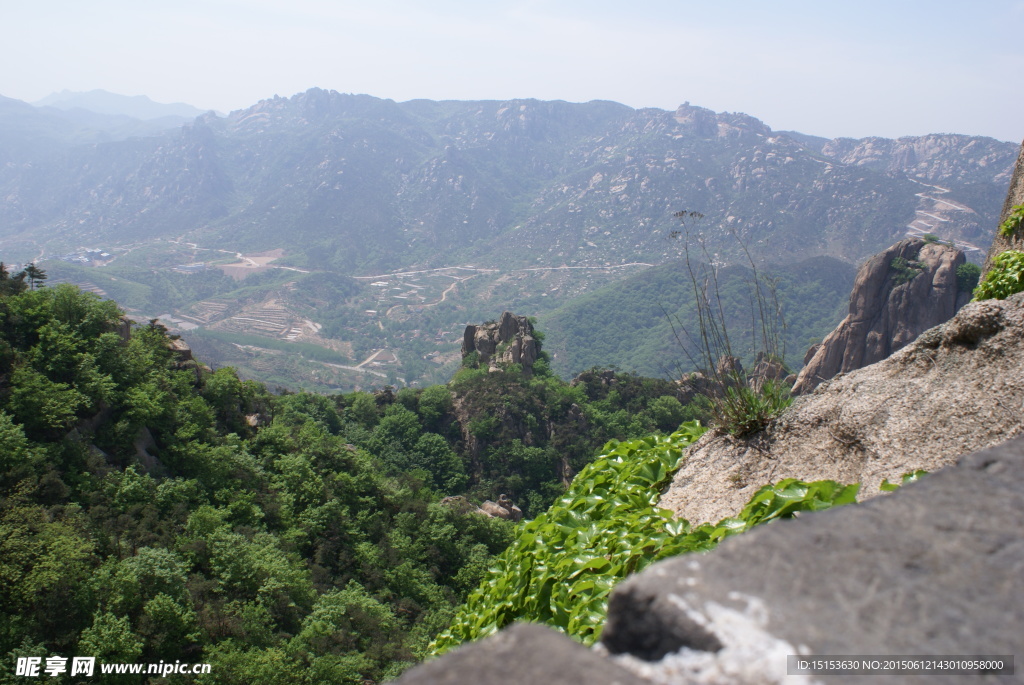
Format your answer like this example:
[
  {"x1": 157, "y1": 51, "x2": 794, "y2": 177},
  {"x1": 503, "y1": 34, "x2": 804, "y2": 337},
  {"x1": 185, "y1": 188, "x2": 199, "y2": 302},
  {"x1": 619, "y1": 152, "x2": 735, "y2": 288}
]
[
  {"x1": 44, "y1": 236, "x2": 661, "y2": 391},
  {"x1": 2, "y1": 90, "x2": 1017, "y2": 391}
]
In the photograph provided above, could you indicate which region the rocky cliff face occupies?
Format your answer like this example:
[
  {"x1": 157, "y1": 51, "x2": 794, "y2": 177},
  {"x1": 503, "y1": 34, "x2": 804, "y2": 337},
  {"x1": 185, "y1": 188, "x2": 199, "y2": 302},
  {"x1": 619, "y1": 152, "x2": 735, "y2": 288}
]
[
  {"x1": 982, "y1": 139, "x2": 1024, "y2": 275},
  {"x1": 660, "y1": 292, "x2": 1024, "y2": 527},
  {"x1": 462, "y1": 311, "x2": 538, "y2": 374},
  {"x1": 792, "y1": 238, "x2": 969, "y2": 395},
  {"x1": 820, "y1": 133, "x2": 1015, "y2": 185}
]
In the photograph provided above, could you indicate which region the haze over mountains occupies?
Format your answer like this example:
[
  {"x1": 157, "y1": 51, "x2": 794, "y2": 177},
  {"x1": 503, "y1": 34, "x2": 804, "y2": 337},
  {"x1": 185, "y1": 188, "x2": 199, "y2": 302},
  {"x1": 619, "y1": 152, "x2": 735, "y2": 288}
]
[
  {"x1": 34, "y1": 89, "x2": 209, "y2": 120},
  {"x1": 0, "y1": 90, "x2": 203, "y2": 152},
  {"x1": 3, "y1": 88, "x2": 1016, "y2": 265},
  {"x1": 0, "y1": 88, "x2": 1016, "y2": 390}
]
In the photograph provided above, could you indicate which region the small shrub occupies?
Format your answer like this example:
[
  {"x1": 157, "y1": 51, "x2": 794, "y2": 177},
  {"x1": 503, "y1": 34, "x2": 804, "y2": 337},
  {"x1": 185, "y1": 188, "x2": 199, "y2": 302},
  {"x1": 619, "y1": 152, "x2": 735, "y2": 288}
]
[
  {"x1": 890, "y1": 256, "x2": 924, "y2": 284},
  {"x1": 998, "y1": 204, "x2": 1024, "y2": 238},
  {"x1": 922, "y1": 233, "x2": 940, "y2": 243},
  {"x1": 973, "y1": 250, "x2": 1024, "y2": 301},
  {"x1": 956, "y1": 262, "x2": 981, "y2": 294},
  {"x1": 705, "y1": 378, "x2": 792, "y2": 436}
]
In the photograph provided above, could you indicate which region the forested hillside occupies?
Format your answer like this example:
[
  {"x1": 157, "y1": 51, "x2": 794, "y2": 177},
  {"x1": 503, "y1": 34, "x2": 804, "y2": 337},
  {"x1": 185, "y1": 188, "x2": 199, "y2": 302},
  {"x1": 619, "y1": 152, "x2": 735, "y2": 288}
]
[
  {"x1": 541, "y1": 255, "x2": 857, "y2": 378},
  {"x1": 0, "y1": 282, "x2": 698, "y2": 682}
]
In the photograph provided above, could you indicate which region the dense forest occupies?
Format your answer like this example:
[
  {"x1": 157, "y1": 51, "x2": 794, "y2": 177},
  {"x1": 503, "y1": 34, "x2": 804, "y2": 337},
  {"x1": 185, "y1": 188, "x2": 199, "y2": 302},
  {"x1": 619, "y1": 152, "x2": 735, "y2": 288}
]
[{"x1": 0, "y1": 280, "x2": 699, "y2": 682}]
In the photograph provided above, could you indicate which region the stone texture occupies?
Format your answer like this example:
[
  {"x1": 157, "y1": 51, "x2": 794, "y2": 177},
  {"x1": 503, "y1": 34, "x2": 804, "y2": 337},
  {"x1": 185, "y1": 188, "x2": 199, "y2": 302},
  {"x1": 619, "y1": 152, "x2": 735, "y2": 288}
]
[
  {"x1": 714, "y1": 355, "x2": 744, "y2": 380},
  {"x1": 792, "y1": 238, "x2": 969, "y2": 395},
  {"x1": 478, "y1": 494, "x2": 524, "y2": 522},
  {"x1": 659, "y1": 292, "x2": 1024, "y2": 527},
  {"x1": 602, "y1": 435, "x2": 1024, "y2": 684},
  {"x1": 462, "y1": 311, "x2": 538, "y2": 375},
  {"x1": 747, "y1": 352, "x2": 787, "y2": 392},
  {"x1": 113, "y1": 316, "x2": 133, "y2": 342},
  {"x1": 982, "y1": 139, "x2": 1024, "y2": 277},
  {"x1": 167, "y1": 337, "x2": 194, "y2": 361},
  {"x1": 820, "y1": 134, "x2": 1017, "y2": 185},
  {"x1": 395, "y1": 622, "x2": 647, "y2": 685}
]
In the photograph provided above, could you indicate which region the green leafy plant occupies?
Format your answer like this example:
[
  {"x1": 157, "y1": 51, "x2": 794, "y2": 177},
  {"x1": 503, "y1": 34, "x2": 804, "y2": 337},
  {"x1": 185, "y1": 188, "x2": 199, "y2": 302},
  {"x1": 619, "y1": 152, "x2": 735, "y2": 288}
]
[
  {"x1": 973, "y1": 250, "x2": 1024, "y2": 300},
  {"x1": 429, "y1": 421, "x2": 860, "y2": 655},
  {"x1": 880, "y1": 469, "x2": 928, "y2": 491},
  {"x1": 430, "y1": 423, "x2": 706, "y2": 653},
  {"x1": 998, "y1": 204, "x2": 1024, "y2": 238},
  {"x1": 890, "y1": 256, "x2": 925, "y2": 284},
  {"x1": 657, "y1": 478, "x2": 860, "y2": 561},
  {"x1": 956, "y1": 262, "x2": 981, "y2": 294}
]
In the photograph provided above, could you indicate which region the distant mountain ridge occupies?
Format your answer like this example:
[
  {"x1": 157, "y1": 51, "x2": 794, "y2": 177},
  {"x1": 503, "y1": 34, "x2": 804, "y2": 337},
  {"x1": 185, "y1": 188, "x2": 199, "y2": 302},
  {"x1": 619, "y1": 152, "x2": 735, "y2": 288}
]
[
  {"x1": 34, "y1": 88, "x2": 208, "y2": 120},
  {"x1": 0, "y1": 92, "x2": 196, "y2": 153},
  {"x1": 0, "y1": 88, "x2": 1015, "y2": 273}
]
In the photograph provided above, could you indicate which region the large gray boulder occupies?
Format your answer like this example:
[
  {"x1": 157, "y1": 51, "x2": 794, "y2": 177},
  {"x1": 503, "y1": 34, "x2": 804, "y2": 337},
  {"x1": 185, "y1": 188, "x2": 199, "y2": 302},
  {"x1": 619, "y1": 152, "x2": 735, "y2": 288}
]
[
  {"x1": 602, "y1": 435, "x2": 1024, "y2": 684},
  {"x1": 396, "y1": 622, "x2": 646, "y2": 685},
  {"x1": 659, "y1": 292, "x2": 1024, "y2": 527},
  {"x1": 792, "y1": 238, "x2": 969, "y2": 395}
]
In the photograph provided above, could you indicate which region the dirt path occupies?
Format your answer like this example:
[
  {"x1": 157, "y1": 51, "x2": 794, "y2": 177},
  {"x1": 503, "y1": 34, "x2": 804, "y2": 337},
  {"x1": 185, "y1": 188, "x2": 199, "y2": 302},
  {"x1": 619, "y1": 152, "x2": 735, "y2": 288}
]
[
  {"x1": 904, "y1": 179, "x2": 984, "y2": 253},
  {"x1": 318, "y1": 361, "x2": 389, "y2": 379},
  {"x1": 167, "y1": 239, "x2": 311, "y2": 272},
  {"x1": 356, "y1": 349, "x2": 386, "y2": 368}
]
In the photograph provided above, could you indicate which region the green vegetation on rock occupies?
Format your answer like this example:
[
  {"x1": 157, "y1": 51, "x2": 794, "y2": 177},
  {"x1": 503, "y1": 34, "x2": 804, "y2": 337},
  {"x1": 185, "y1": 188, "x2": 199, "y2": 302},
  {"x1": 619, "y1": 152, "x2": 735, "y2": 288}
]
[
  {"x1": 956, "y1": 262, "x2": 982, "y2": 294},
  {"x1": 998, "y1": 204, "x2": 1024, "y2": 238},
  {"x1": 710, "y1": 378, "x2": 793, "y2": 437},
  {"x1": 974, "y1": 250, "x2": 1024, "y2": 301},
  {"x1": 0, "y1": 284, "x2": 520, "y2": 681},
  {"x1": 430, "y1": 422, "x2": 860, "y2": 654},
  {"x1": 890, "y1": 256, "x2": 925, "y2": 284},
  {"x1": 880, "y1": 469, "x2": 929, "y2": 491}
]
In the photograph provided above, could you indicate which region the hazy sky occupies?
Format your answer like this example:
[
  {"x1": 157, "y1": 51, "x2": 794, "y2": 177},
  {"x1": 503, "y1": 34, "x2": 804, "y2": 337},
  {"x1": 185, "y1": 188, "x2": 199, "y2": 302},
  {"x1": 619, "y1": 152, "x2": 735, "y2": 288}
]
[{"x1": 3, "y1": 0, "x2": 1022, "y2": 141}]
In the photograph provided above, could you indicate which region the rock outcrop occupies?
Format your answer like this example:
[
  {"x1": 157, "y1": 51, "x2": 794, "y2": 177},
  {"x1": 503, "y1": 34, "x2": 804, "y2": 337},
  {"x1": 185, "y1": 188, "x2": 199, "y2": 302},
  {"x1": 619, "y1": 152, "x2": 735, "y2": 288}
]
[
  {"x1": 167, "y1": 337, "x2": 194, "y2": 362},
  {"x1": 792, "y1": 238, "x2": 970, "y2": 395},
  {"x1": 982, "y1": 139, "x2": 1024, "y2": 276},
  {"x1": 166, "y1": 336, "x2": 210, "y2": 382},
  {"x1": 113, "y1": 316, "x2": 133, "y2": 342},
  {"x1": 746, "y1": 352, "x2": 787, "y2": 391},
  {"x1": 461, "y1": 311, "x2": 539, "y2": 375},
  {"x1": 440, "y1": 494, "x2": 524, "y2": 523},
  {"x1": 659, "y1": 292, "x2": 1024, "y2": 527},
  {"x1": 478, "y1": 494, "x2": 524, "y2": 522}
]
